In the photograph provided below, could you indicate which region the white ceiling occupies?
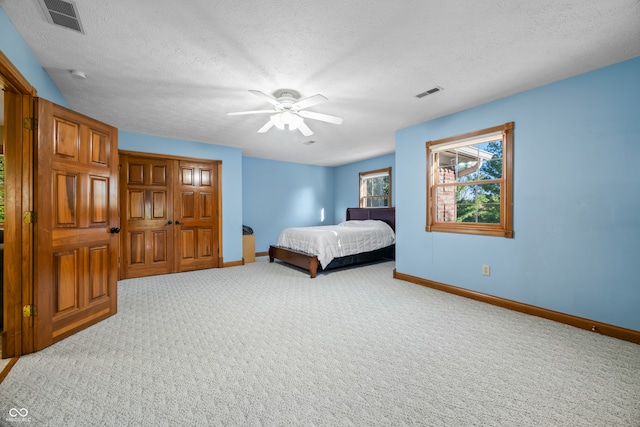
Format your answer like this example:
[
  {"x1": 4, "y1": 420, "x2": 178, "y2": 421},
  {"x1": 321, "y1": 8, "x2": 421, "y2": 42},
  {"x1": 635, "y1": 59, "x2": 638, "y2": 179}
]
[{"x1": 2, "y1": 0, "x2": 639, "y2": 166}]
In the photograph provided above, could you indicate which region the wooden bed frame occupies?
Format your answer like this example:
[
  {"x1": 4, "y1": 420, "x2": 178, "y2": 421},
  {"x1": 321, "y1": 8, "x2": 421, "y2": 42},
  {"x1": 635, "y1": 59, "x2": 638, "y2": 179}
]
[{"x1": 268, "y1": 207, "x2": 396, "y2": 278}]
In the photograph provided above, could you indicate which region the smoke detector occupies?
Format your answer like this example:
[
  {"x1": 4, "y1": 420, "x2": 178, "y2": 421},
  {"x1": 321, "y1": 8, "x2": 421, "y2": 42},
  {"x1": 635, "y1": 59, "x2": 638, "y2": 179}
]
[{"x1": 70, "y1": 70, "x2": 86, "y2": 79}]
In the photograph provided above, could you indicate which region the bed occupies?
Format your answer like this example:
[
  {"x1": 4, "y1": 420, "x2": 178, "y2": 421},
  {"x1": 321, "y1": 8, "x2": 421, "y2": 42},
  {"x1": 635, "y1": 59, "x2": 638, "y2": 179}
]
[{"x1": 269, "y1": 207, "x2": 395, "y2": 278}]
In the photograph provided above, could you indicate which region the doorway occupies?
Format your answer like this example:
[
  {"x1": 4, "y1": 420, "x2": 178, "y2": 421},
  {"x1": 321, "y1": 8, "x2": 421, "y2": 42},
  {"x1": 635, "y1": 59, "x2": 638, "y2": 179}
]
[
  {"x1": 1, "y1": 52, "x2": 120, "y2": 359},
  {"x1": 1, "y1": 50, "x2": 35, "y2": 359}
]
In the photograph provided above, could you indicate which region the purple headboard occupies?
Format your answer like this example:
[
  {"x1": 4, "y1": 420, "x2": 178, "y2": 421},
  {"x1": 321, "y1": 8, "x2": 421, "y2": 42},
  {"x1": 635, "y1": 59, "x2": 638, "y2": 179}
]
[{"x1": 346, "y1": 207, "x2": 396, "y2": 231}]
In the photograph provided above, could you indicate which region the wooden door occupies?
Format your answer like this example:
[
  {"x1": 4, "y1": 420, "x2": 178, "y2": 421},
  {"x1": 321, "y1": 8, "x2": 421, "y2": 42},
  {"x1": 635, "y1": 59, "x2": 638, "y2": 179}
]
[
  {"x1": 120, "y1": 154, "x2": 174, "y2": 278},
  {"x1": 34, "y1": 99, "x2": 119, "y2": 350},
  {"x1": 175, "y1": 160, "x2": 220, "y2": 272}
]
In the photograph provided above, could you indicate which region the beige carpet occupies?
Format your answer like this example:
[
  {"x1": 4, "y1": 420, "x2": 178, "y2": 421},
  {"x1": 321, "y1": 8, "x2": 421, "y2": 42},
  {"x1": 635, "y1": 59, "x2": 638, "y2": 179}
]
[{"x1": 1, "y1": 258, "x2": 639, "y2": 425}]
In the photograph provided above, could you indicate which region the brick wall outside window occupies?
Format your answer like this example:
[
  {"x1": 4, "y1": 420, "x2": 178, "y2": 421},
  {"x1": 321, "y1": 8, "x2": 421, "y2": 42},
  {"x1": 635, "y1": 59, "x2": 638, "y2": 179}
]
[{"x1": 437, "y1": 167, "x2": 456, "y2": 222}]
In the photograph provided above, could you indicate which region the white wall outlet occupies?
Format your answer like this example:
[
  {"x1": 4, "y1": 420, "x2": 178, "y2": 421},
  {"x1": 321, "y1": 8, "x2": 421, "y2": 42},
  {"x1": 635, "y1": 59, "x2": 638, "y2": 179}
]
[{"x1": 482, "y1": 264, "x2": 491, "y2": 276}]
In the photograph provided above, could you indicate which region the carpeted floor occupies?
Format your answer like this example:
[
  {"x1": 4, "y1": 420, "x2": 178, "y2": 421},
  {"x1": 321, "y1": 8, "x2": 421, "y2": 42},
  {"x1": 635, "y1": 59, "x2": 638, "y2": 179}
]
[{"x1": 1, "y1": 258, "x2": 639, "y2": 426}]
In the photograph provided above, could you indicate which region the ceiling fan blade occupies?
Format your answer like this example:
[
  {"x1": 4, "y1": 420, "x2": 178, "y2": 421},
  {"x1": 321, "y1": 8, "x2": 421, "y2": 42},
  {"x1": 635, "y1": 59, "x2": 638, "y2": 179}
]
[
  {"x1": 257, "y1": 120, "x2": 274, "y2": 133},
  {"x1": 249, "y1": 90, "x2": 281, "y2": 107},
  {"x1": 227, "y1": 110, "x2": 275, "y2": 116},
  {"x1": 293, "y1": 94, "x2": 328, "y2": 110},
  {"x1": 297, "y1": 121, "x2": 314, "y2": 136},
  {"x1": 297, "y1": 110, "x2": 344, "y2": 125}
]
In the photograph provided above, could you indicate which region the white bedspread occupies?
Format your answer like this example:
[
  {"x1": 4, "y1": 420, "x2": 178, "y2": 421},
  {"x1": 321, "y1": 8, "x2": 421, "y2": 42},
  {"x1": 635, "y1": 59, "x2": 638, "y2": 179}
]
[{"x1": 276, "y1": 220, "x2": 396, "y2": 268}]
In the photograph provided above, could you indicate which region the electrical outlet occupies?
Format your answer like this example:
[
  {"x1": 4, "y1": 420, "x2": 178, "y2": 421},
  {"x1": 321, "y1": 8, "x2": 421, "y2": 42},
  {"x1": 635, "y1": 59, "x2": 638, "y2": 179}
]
[{"x1": 482, "y1": 264, "x2": 491, "y2": 276}]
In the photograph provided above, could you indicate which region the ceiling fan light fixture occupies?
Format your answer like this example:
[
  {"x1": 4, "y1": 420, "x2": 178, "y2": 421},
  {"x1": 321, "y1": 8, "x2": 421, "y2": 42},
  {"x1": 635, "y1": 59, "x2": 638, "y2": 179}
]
[
  {"x1": 281, "y1": 111, "x2": 293, "y2": 125},
  {"x1": 230, "y1": 89, "x2": 343, "y2": 136},
  {"x1": 289, "y1": 114, "x2": 303, "y2": 131},
  {"x1": 270, "y1": 114, "x2": 285, "y2": 130}
]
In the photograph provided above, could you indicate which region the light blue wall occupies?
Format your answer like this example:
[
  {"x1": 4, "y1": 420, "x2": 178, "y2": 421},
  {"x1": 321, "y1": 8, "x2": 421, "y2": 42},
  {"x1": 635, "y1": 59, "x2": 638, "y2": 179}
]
[
  {"x1": 333, "y1": 153, "x2": 395, "y2": 222},
  {"x1": 242, "y1": 157, "x2": 334, "y2": 252},
  {"x1": 119, "y1": 132, "x2": 243, "y2": 262},
  {"x1": 396, "y1": 56, "x2": 640, "y2": 331},
  {"x1": 0, "y1": 7, "x2": 69, "y2": 106}
]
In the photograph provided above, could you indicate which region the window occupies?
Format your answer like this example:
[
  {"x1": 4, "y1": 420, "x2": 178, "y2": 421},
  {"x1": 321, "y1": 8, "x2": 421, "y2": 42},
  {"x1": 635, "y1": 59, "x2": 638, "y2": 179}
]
[
  {"x1": 426, "y1": 122, "x2": 513, "y2": 238},
  {"x1": 359, "y1": 167, "x2": 391, "y2": 208}
]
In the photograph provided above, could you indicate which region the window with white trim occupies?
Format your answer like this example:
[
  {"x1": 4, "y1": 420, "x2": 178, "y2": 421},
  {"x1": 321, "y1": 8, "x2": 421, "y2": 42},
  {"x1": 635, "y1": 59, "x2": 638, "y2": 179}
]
[
  {"x1": 426, "y1": 122, "x2": 514, "y2": 237},
  {"x1": 359, "y1": 167, "x2": 391, "y2": 208}
]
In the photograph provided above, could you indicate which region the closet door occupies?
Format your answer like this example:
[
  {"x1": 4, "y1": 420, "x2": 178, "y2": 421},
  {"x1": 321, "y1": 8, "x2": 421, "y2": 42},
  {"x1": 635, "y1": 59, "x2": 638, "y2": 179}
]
[
  {"x1": 175, "y1": 160, "x2": 220, "y2": 272},
  {"x1": 120, "y1": 155, "x2": 174, "y2": 278}
]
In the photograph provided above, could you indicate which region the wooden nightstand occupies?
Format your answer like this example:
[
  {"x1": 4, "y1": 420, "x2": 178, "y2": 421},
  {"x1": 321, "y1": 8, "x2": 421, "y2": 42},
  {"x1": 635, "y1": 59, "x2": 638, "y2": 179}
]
[{"x1": 242, "y1": 234, "x2": 255, "y2": 263}]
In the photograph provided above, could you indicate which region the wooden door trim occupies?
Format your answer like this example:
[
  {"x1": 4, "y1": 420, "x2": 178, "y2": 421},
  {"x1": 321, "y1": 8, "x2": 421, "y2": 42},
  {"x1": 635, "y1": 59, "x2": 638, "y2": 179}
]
[
  {"x1": 119, "y1": 150, "x2": 221, "y2": 164},
  {"x1": 0, "y1": 51, "x2": 37, "y2": 96},
  {"x1": 216, "y1": 160, "x2": 223, "y2": 267},
  {"x1": 1, "y1": 51, "x2": 37, "y2": 358}
]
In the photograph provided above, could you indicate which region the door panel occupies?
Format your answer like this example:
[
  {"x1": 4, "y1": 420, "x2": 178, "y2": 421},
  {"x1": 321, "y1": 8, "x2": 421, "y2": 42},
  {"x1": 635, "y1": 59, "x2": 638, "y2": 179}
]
[
  {"x1": 54, "y1": 172, "x2": 78, "y2": 226},
  {"x1": 120, "y1": 155, "x2": 174, "y2": 278},
  {"x1": 175, "y1": 160, "x2": 219, "y2": 272},
  {"x1": 54, "y1": 250, "x2": 78, "y2": 313},
  {"x1": 152, "y1": 191, "x2": 167, "y2": 218},
  {"x1": 89, "y1": 176, "x2": 109, "y2": 224},
  {"x1": 89, "y1": 246, "x2": 109, "y2": 301},
  {"x1": 35, "y1": 99, "x2": 118, "y2": 351}
]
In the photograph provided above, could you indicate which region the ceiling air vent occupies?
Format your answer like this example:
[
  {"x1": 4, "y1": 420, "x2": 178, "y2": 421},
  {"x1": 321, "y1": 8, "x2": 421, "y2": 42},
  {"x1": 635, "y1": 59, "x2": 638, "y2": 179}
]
[
  {"x1": 38, "y1": 0, "x2": 85, "y2": 34},
  {"x1": 415, "y1": 86, "x2": 443, "y2": 99}
]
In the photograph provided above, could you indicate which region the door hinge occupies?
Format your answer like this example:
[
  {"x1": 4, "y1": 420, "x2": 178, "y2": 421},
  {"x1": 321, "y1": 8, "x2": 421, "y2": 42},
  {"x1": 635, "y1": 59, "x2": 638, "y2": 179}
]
[
  {"x1": 23, "y1": 211, "x2": 38, "y2": 223},
  {"x1": 23, "y1": 117, "x2": 37, "y2": 130},
  {"x1": 23, "y1": 304, "x2": 38, "y2": 318}
]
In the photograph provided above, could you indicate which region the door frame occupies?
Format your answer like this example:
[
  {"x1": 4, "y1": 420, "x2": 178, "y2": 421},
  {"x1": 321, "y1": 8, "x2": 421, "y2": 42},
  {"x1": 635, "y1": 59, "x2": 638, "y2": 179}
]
[{"x1": 1, "y1": 51, "x2": 36, "y2": 358}]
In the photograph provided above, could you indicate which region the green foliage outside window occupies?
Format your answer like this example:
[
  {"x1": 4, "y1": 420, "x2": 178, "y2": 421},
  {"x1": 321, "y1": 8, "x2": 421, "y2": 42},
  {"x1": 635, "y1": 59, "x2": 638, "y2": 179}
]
[
  {"x1": 360, "y1": 167, "x2": 392, "y2": 208},
  {"x1": 455, "y1": 142, "x2": 502, "y2": 224},
  {"x1": 365, "y1": 176, "x2": 390, "y2": 207}
]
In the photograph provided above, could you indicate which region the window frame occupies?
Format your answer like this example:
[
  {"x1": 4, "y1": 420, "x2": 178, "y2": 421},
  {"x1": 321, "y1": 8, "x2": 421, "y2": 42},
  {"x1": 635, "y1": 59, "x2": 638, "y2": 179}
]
[
  {"x1": 359, "y1": 167, "x2": 392, "y2": 208},
  {"x1": 426, "y1": 122, "x2": 514, "y2": 238}
]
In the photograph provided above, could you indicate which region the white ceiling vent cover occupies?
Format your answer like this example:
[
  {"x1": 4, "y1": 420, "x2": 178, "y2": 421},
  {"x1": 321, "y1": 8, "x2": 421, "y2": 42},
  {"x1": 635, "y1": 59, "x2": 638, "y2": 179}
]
[{"x1": 38, "y1": 0, "x2": 85, "y2": 34}]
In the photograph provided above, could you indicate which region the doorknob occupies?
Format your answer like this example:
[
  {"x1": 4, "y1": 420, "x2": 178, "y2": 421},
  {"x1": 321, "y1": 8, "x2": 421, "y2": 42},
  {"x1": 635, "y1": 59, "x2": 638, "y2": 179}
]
[
  {"x1": 175, "y1": 220, "x2": 181, "y2": 225},
  {"x1": 166, "y1": 220, "x2": 173, "y2": 225},
  {"x1": 109, "y1": 227, "x2": 121, "y2": 234}
]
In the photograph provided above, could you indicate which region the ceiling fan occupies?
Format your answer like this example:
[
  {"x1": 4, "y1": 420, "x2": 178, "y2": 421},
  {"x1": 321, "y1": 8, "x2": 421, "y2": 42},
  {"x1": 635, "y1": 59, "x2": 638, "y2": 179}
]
[{"x1": 227, "y1": 89, "x2": 343, "y2": 136}]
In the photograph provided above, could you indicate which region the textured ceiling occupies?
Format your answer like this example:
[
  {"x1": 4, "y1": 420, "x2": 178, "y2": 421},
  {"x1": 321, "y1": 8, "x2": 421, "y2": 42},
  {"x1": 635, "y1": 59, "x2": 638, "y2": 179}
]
[{"x1": 2, "y1": 0, "x2": 639, "y2": 166}]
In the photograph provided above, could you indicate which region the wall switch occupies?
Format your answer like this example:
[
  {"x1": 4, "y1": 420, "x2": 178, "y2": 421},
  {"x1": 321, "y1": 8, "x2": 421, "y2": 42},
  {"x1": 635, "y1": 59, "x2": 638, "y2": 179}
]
[{"x1": 482, "y1": 264, "x2": 491, "y2": 276}]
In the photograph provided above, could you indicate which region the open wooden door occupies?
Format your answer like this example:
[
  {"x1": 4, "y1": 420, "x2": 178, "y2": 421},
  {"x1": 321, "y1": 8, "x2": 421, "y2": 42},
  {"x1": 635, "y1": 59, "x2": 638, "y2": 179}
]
[
  {"x1": 175, "y1": 160, "x2": 220, "y2": 272},
  {"x1": 33, "y1": 99, "x2": 119, "y2": 350}
]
